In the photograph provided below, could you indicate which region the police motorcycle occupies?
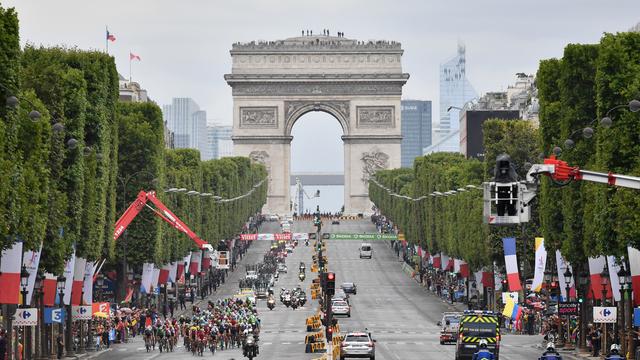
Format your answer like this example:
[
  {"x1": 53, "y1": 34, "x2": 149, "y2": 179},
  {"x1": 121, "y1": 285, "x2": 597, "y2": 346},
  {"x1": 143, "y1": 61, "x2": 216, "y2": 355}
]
[
  {"x1": 299, "y1": 262, "x2": 306, "y2": 274},
  {"x1": 281, "y1": 288, "x2": 292, "y2": 307},
  {"x1": 538, "y1": 342, "x2": 562, "y2": 360},
  {"x1": 267, "y1": 294, "x2": 276, "y2": 310},
  {"x1": 605, "y1": 344, "x2": 624, "y2": 360},
  {"x1": 472, "y1": 339, "x2": 495, "y2": 360},
  {"x1": 290, "y1": 293, "x2": 300, "y2": 309},
  {"x1": 299, "y1": 271, "x2": 306, "y2": 281},
  {"x1": 243, "y1": 334, "x2": 258, "y2": 360}
]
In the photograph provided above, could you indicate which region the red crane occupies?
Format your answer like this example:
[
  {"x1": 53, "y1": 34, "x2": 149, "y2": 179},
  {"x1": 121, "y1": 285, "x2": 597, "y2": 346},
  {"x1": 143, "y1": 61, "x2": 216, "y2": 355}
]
[{"x1": 113, "y1": 190, "x2": 213, "y2": 251}]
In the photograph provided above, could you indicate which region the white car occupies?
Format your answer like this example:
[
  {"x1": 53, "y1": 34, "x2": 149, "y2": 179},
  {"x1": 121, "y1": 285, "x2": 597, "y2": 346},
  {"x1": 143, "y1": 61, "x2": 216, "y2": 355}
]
[
  {"x1": 341, "y1": 332, "x2": 375, "y2": 359},
  {"x1": 277, "y1": 263, "x2": 288, "y2": 273},
  {"x1": 332, "y1": 299, "x2": 351, "y2": 317},
  {"x1": 359, "y1": 243, "x2": 373, "y2": 259}
]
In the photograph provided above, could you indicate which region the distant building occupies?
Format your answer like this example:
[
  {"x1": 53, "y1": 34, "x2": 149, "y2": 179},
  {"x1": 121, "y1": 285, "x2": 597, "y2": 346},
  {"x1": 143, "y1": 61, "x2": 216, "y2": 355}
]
[
  {"x1": 400, "y1": 100, "x2": 432, "y2": 167},
  {"x1": 427, "y1": 43, "x2": 478, "y2": 154},
  {"x1": 204, "y1": 125, "x2": 233, "y2": 160},
  {"x1": 118, "y1": 74, "x2": 148, "y2": 103},
  {"x1": 162, "y1": 98, "x2": 209, "y2": 158}
]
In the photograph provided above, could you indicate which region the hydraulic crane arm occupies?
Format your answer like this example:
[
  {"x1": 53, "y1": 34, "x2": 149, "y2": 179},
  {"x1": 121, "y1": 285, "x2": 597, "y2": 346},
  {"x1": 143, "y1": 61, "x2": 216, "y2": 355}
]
[
  {"x1": 113, "y1": 190, "x2": 213, "y2": 251},
  {"x1": 527, "y1": 156, "x2": 640, "y2": 189}
]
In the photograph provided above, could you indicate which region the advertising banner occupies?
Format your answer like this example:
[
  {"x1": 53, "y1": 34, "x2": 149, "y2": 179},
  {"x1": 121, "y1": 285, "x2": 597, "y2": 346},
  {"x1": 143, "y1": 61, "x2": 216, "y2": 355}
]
[
  {"x1": 14, "y1": 308, "x2": 38, "y2": 326},
  {"x1": 71, "y1": 305, "x2": 92, "y2": 320},
  {"x1": 593, "y1": 306, "x2": 617, "y2": 323},
  {"x1": 502, "y1": 292, "x2": 519, "y2": 304},
  {"x1": 558, "y1": 303, "x2": 579, "y2": 316},
  {"x1": 44, "y1": 307, "x2": 66, "y2": 324},
  {"x1": 92, "y1": 302, "x2": 111, "y2": 318},
  {"x1": 328, "y1": 233, "x2": 398, "y2": 240},
  {"x1": 140, "y1": 263, "x2": 154, "y2": 294},
  {"x1": 531, "y1": 237, "x2": 547, "y2": 292}
]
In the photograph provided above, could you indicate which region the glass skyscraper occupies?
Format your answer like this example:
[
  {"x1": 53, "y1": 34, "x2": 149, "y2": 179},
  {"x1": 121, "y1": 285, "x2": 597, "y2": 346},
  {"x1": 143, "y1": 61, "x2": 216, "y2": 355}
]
[
  {"x1": 401, "y1": 100, "x2": 432, "y2": 168},
  {"x1": 426, "y1": 43, "x2": 477, "y2": 154},
  {"x1": 162, "y1": 97, "x2": 208, "y2": 159}
]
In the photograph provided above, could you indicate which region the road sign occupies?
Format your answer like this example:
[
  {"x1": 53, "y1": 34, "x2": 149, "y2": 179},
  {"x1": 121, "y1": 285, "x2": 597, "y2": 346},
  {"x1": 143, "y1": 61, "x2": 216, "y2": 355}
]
[
  {"x1": 558, "y1": 302, "x2": 579, "y2": 316},
  {"x1": 44, "y1": 307, "x2": 66, "y2": 324},
  {"x1": 593, "y1": 306, "x2": 617, "y2": 323},
  {"x1": 13, "y1": 308, "x2": 38, "y2": 326},
  {"x1": 71, "y1": 305, "x2": 92, "y2": 320}
]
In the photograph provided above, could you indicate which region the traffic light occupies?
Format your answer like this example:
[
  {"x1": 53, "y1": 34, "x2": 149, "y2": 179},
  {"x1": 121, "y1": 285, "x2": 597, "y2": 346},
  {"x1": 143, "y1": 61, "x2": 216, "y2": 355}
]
[
  {"x1": 578, "y1": 297, "x2": 584, "y2": 304},
  {"x1": 501, "y1": 279, "x2": 508, "y2": 292},
  {"x1": 327, "y1": 324, "x2": 333, "y2": 342},
  {"x1": 326, "y1": 272, "x2": 336, "y2": 296}
]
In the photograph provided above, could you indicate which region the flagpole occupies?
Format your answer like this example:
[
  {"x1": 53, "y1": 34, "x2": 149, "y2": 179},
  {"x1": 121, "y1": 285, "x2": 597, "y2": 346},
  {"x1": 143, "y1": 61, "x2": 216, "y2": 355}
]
[
  {"x1": 129, "y1": 50, "x2": 132, "y2": 82},
  {"x1": 105, "y1": 26, "x2": 108, "y2": 54}
]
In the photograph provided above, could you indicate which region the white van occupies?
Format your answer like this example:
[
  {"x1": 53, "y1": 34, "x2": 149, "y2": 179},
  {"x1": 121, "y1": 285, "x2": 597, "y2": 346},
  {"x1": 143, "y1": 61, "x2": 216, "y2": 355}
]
[{"x1": 359, "y1": 243, "x2": 373, "y2": 259}]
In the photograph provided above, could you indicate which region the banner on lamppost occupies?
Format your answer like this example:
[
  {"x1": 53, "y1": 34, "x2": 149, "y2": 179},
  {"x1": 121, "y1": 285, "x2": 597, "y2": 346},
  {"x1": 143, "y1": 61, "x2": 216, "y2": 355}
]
[
  {"x1": 44, "y1": 307, "x2": 66, "y2": 324},
  {"x1": 13, "y1": 308, "x2": 38, "y2": 326},
  {"x1": 217, "y1": 251, "x2": 229, "y2": 269},
  {"x1": 593, "y1": 306, "x2": 617, "y2": 323},
  {"x1": 71, "y1": 305, "x2": 92, "y2": 320}
]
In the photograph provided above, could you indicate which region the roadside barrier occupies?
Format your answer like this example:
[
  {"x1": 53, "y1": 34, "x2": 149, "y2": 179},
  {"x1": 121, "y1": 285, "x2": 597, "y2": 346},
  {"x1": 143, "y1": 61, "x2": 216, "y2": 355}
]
[
  {"x1": 332, "y1": 334, "x2": 344, "y2": 346},
  {"x1": 312, "y1": 354, "x2": 328, "y2": 360},
  {"x1": 310, "y1": 341, "x2": 327, "y2": 353},
  {"x1": 332, "y1": 343, "x2": 341, "y2": 358}
]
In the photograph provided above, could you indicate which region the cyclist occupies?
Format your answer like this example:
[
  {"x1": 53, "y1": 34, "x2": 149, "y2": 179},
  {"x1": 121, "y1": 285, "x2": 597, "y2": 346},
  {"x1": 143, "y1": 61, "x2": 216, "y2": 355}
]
[{"x1": 143, "y1": 326, "x2": 154, "y2": 352}]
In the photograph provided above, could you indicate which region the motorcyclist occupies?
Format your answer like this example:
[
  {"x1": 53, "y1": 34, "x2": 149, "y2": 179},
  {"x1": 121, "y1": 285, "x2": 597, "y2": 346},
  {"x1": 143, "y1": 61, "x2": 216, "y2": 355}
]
[
  {"x1": 605, "y1": 344, "x2": 624, "y2": 360},
  {"x1": 539, "y1": 342, "x2": 562, "y2": 360},
  {"x1": 472, "y1": 339, "x2": 495, "y2": 360}
]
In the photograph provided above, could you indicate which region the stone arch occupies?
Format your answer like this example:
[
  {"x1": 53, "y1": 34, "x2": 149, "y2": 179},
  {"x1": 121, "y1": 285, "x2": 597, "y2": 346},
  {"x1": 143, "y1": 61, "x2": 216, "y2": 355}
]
[{"x1": 284, "y1": 101, "x2": 350, "y2": 137}]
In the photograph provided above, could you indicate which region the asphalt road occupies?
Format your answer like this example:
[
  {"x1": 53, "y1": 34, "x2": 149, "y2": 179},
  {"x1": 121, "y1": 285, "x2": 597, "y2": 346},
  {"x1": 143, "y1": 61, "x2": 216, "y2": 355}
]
[{"x1": 93, "y1": 219, "x2": 577, "y2": 360}]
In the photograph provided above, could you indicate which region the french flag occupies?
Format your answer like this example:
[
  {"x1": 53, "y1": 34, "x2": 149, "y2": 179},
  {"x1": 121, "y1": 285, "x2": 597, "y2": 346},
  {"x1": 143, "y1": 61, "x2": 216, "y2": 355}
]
[
  {"x1": 454, "y1": 259, "x2": 469, "y2": 277},
  {"x1": 0, "y1": 242, "x2": 24, "y2": 304},
  {"x1": 71, "y1": 257, "x2": 87, "y2": 305},
  {"x1": 503, "y1": 237, "x2": 522, "y2": 291},
  {"x1": 628, "y1": 246, "x2": 640, "y2": 306}
]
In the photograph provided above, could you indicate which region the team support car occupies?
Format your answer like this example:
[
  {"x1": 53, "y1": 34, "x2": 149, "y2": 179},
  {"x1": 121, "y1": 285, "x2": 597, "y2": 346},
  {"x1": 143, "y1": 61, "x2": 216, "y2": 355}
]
[
  {"x1": 331, "y1": 299, "x2": 351, "y2": 317},
  {"x1": 340, "y1": 331, "x2": 376, "y2": 360},
  {"x1": 437, "y1": 312, "x2": 461, "y2": 344},
  {"x1": 341, "y1": 282, "x2": 357, "y2": 295},
  {"x1": 455, "y1": 310, "x2": 501, "y2": 360}
]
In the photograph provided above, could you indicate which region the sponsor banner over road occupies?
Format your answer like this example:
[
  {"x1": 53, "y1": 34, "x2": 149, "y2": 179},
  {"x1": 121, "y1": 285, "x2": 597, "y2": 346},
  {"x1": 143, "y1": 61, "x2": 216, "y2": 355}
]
[
  {"x1": 328, "y1": 233, "x2": 398, "y2": 240},
  {"x1": 240, "y1": 233, "x2": 292, "y2": 241}
]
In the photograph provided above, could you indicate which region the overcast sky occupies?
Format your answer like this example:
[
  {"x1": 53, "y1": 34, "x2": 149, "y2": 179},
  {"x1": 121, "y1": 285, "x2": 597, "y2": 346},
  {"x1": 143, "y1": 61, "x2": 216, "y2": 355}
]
[{"x1": 5, "y1": 0, "x2": 639, "y2": 172}]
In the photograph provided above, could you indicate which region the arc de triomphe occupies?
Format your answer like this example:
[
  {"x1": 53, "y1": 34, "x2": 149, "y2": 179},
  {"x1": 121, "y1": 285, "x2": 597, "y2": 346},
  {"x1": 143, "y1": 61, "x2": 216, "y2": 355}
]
[{"x1": 225, "y1": 35, "x2": 409, "y2": 215}]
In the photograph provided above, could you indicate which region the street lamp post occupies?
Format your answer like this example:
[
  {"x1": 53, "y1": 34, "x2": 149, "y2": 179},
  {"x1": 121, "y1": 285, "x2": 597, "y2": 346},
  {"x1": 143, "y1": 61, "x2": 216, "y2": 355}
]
[
  {"x1": 577, "y1": 271, "x2": 589, "y2": 350},
  {"x1": 601, "y1": 266, "x2": 610, "y2": 353},
  {"x1": 19, "y1": 266, "x2": 30, "y2": 360},
  {"x1": 563, "y1": 267, "x2": 573, "y2": 348},
  {"x1": 616, "y1": 267, "x2": 627, "y2": 354},
  {"x1": 544, "y1": 270, "x2": 553, "y2": 313},
  {"x1": 56, "y1": 276, "x2": 66, "y2": 359}
]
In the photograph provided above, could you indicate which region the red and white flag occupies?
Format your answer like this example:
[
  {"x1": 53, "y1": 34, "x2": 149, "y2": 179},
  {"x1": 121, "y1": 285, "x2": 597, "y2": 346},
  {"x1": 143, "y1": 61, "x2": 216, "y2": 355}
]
[
  {"x1": 129, "y1": 52, "x2": 141, "y2": 61},
  {"x1": 440, "y1": 254, "x2": 449, "y2": 271},
  {"x1": 628, "y1": 246, "x2": 640, "y2": 306},
  {"x1": 556, "y1": 250, "x2": 575, "y2": 301},
  {"x1": 189, "y1": 251, "x2": 202, "y2": 274},
  {"x1": 432, "y1": 254, "x2": 441, "y2": 269},
  {"x1": 42, "y1": 273, "x2": 58, "y2": 306},
  {"x1": 106, "y1": 30, "x2": 116, "y2": 42},
  {"x1": 607, "y1": 256, "x2": 622, "y2": 302},
  {"x1": 168, "y1": 262, "x2": 178, "y2": 283},
  {"x1": 159, "y1": 264, "x2": 170, "y2": 285},
  {"x1": 151, "y1": 267, "x2": 160, "y2": 291},
  {"x1": 71, "y1": 257, "x2": 87, "y2": 305},
  {"x1": 0, "y1": 242, "x2": 24, "y2": 304},
  {"x1": 202, "y1": 249, "x2": 212, "y2": 270},
  {"x1": 588, "y1": 256, "x2": 612, "y2": 300}
]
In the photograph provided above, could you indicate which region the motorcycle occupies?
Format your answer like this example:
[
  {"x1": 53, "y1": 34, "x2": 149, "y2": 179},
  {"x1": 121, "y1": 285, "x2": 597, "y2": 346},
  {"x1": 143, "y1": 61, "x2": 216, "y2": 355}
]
[
  {"x1": 305, "y1": 239, "x2": 309, "y2": 246},
  {"x1": 282, "y1": 293, "x2": 291, "y2": 307},
  {"x1": 297, "y1": 292, "x2": 307, "y2": 306},
  {"x1": 267, "y1": 296, "x2": 276, "y2": 310},
  {"x1": 299, "y1": 272, "x2": 306, "y2": 281},
  {"x1": 291, "y1": 296, "x2": 300, "y2": 310},
  {"x1": 243, "y1": 337, "x2": 258, "y2": 360}
]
